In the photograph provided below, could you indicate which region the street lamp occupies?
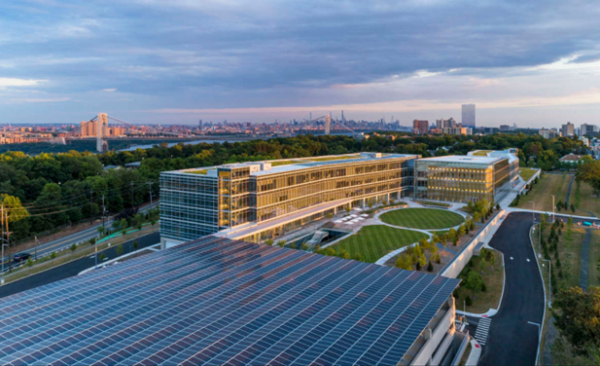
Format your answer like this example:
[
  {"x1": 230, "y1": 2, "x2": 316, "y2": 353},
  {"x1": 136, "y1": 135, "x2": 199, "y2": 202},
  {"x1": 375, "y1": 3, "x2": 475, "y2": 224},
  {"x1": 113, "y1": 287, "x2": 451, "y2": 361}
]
[{"x1": 541, "y1": 258, "x2": 552, "y2": 307}]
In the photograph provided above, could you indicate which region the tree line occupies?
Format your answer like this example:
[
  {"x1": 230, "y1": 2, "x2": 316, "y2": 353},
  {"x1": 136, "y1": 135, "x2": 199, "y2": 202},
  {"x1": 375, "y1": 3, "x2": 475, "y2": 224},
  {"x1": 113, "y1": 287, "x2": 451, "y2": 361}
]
[{"x1": 0, "y1": 132, "x2": 589, "y2": 245}]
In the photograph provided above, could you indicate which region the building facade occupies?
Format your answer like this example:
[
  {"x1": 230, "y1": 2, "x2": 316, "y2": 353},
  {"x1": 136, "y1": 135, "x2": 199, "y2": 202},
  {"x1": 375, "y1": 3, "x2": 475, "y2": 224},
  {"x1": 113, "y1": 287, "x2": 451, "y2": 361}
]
[
  {"x1": 414, "y1": 150, "x2": 518, "y2": 203},
  {"x1": 461, "y1": 104, "x2": 476, "y2": 128},
  {"x1": 562, "y1": 122, "x2": 575, "y2": 137},
  {"x1": 581, "y1": 123, "x2": 599, "y2": 136},
  {"x1": 413, "y1": 120, "x2": 429, "y2": 135},
  {"x1": 161, "y1": 153, "x2": 418, "y2": 246}
]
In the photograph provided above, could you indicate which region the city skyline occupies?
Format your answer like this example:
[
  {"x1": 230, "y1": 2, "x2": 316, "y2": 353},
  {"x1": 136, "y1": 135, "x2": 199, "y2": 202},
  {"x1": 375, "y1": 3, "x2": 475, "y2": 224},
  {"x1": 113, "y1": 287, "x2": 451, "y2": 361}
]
[{"x1": 1, "y1": 1, "x2": 600, "y2": 126}]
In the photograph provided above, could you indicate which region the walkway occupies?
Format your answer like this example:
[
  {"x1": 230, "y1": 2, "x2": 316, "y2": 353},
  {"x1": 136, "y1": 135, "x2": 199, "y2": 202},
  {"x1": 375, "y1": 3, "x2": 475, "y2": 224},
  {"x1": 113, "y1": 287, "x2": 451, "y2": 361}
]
[{"x1": 565, "y1": 175, "x2": 575, "y2": 205}]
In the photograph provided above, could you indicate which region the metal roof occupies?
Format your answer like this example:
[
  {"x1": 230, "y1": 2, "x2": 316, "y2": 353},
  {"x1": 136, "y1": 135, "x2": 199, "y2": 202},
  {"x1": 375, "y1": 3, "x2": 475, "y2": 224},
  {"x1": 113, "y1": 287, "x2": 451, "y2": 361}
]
[{"x1": 0, "y1": 236, "x2": 459, "y2": 366}]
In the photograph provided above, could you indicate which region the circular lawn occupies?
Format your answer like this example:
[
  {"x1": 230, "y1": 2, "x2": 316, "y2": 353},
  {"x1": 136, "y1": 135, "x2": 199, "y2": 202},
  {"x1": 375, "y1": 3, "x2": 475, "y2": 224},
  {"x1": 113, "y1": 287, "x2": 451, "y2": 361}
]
[{"x1": 380, "y1": 208, "x2": 464, "y2": 230}]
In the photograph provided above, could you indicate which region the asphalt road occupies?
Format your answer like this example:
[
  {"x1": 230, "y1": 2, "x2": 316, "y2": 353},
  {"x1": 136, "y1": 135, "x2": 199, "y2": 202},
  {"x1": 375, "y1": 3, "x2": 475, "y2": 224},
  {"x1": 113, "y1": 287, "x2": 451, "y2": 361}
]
[
  {"x1": 1, "y1": 203, "x2": 158, "y2": 272},
  {"x1": 479, "y1": 211, "x2": 545, "y2": 366},
  {"x1": 479, "y1": 212, "x2": 600, "y2": 366},
  {"x1": 0, "y1": 232, "x2": 160, "y2": 299}
]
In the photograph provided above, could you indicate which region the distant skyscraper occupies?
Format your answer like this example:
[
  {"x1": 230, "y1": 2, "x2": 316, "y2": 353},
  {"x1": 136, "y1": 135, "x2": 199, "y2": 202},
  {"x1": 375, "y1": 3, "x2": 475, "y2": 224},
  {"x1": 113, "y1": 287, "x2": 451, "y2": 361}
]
[
  {"x1": 462, "y1": 104, "x2": 476, "y2": 128},
  {"x1": 325, "y1": 115, "x2": 331, "y2": 135},
  {"x1": 341, "y1": 110, "x2": 346, "y2": 123},
  {"x1": 562, "y1": 122, "x2": 575, "y2": 137}
]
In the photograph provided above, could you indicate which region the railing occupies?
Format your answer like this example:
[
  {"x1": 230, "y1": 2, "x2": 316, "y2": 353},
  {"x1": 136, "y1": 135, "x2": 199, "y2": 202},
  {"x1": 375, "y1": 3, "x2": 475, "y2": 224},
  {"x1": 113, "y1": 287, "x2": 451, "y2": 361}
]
[{"x1": 451, "y1": 331, "x2": 470, "y2": 366}]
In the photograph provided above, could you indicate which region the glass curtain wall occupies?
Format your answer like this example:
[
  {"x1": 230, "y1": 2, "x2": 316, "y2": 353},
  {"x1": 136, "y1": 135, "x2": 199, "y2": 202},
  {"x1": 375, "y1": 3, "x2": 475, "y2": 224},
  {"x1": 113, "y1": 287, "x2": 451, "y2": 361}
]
[{"x1": 415, "y1": 161, "x2": 494, "y2": 203}]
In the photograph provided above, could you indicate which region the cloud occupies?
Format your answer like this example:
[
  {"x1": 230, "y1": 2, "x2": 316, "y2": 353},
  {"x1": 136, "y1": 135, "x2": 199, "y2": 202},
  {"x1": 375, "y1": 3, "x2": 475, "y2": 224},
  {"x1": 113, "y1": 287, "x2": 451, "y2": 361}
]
[
  {"x1": 0, "y1": 78, "x2": 47, "y2": 88},
  {"x1": 102, "y1": 88, "x2": 117, "y2": 92},
  {"x1": 0, "y1": 0, "x2": 600, "y2": 125},
  {"x1": 1, "y1": 97, "x2": 69, "y2": 104}
]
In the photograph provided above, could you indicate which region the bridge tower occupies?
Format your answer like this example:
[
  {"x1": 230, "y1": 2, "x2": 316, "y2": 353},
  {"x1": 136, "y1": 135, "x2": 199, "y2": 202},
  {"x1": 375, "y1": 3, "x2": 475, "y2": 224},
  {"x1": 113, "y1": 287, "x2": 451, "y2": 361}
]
[{"x1": 96, "y1": 113, "x2": 108, "y2": 153}]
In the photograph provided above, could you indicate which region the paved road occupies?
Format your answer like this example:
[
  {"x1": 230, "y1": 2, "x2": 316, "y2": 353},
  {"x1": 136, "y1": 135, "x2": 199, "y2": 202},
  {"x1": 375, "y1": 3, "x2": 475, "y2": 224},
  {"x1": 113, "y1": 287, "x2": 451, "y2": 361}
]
[
  {"x1": 479, "y1": 212, "x2": 545, "y2": 366},
  {"x1": 479, "y1": 212, "x2": 600, "y2": 365},
  {"x1": 0, "y1": 232, "x2": 160, "y2": 299},
  {"x1": 1, "y1": 203, "x2": 158, "y2": 272}
]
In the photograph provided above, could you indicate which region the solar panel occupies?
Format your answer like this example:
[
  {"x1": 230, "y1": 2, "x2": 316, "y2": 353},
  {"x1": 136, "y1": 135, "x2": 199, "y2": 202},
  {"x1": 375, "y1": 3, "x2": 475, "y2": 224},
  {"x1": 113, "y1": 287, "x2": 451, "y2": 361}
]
[{"x1": 0, "y1": 236, "x2": 459, "y2": 366}]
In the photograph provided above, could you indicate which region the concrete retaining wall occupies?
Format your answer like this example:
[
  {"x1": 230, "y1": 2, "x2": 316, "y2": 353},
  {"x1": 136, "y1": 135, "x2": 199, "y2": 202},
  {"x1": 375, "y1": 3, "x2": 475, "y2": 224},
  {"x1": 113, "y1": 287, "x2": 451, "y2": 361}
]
[
  {"x1": 441, "y1": 210, "x2": 506, "y2": 278},
  {"x1": 518, "y1": 169, "x2": 542, "y2": 195}
]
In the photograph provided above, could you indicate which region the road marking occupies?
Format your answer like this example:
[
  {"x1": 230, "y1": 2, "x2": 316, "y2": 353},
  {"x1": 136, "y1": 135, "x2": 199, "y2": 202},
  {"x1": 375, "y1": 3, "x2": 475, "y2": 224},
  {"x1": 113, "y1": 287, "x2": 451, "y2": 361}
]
[
  {"x1": 527, "y1": 258, "x2": 530, "y2": 262},
  {"x1": 510, "y1": 256, "x2": 514, "y2": 260},
  {"x1": 527, "y1": 321, "x2": 540, "y2": 327},
  {"x1": 473, "y1": 318, "x2": 492, "y2": 346}
]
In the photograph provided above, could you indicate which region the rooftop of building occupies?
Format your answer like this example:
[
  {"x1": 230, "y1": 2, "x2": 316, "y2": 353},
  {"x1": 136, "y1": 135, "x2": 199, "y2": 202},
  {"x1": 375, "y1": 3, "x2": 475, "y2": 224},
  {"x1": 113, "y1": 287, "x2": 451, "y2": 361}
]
[
  {"x1": 171, "y1": 152, "x2": 420, "y2": 178},
  {"x1": 0, "y1": 236, "x2": 459, "y2": 366},
  {"x1": 417, "y1": 154, "x2": 506, "y2": 165},
  {"x1": 560, "y1": 153, "x2": 586, "y2": 161}
]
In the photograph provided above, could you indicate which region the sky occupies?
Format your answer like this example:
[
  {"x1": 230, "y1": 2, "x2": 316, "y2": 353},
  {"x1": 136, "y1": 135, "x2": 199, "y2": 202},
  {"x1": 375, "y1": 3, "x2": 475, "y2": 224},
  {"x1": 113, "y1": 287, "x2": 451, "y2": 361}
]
[{"x1": 1, "y1": 0, "x2": 600, "y2": 128}]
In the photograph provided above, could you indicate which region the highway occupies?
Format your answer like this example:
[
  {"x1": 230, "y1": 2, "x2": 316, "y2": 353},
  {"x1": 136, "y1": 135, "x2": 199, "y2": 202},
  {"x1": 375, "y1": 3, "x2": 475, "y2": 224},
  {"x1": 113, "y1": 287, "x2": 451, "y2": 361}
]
[
  {"x1": 1, "y1": 203, "x2": 157, "y2": 273},
  {"x1": 0, "y1": 232, "x2": 160, "y2": 299}
]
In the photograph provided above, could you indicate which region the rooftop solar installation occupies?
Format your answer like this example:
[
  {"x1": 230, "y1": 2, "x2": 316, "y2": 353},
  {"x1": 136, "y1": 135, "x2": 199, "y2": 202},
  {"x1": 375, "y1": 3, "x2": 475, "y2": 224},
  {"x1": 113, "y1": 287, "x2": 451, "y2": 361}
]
[{"x1": 0, "y1": 236, "x2": 460, "y2": 366}]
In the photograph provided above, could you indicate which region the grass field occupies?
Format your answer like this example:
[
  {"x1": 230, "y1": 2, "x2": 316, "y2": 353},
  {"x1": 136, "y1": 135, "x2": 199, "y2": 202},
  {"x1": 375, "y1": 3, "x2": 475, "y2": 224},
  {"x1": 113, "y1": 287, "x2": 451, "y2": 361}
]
[
  {"x1": 519, "y1": 167, "x2": 538, "y2": 182},
  {"x1": 517, "y1": 173, "x2": 571, "y2": 212},
  {"x1": 538, "y1": 224, "x2": 586, "y2": 289},
  {"x1": 454, "y1": 249, "x2": 504, "y2": 313},
  {"x1": 329, "y1": 225, "x2": 428, "y2": 263},
  {"x1": 573, "y1": 182, "x2": 600, "y2": 217},
  {"x1": 380, "y1": 208, "x2": 465, "y2": 229},
  {"x1": 589, "y1": 231, "x2": 600, "y2": 288}
]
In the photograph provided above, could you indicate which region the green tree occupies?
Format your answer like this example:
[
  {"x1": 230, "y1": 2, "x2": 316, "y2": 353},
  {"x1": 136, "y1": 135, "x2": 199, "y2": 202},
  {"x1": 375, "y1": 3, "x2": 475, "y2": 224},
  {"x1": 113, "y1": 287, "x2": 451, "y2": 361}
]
[
  {"x1": 133, "y1": 240, "x2": 139, "y2": 251},
  {"x1": 427, "y1": 260, "x2": 434, "y2": 272},
  {"x1": 265, "y1": 239, "x2": 274, "y2": 246},
  {"x1": 458, "y1": 224, "x2": 466, "y2": 237},
  {"x1": 395, "y1": 253, "x2": 413, "y2": 270},
  {"x1": 99, "y1": 253, "x2": 106, "y2": 262},
  {"x1": 50, "y1": 251, "x2": 57, "y2": 263},
  {"x1": 25, "y1": 258, "x2": 34, "y2": 273},
  {"x1": 339, "y1": 250, "x2": 350, "y2": 260},
  {"x1": 0, "y1": 194, "x2": 30, "y2": 239},
  {"x1": 417, "y1": 253, "x2": 427, "y2": 270},
  {"x1": 89, "y1": 237, "x2": 96, "y2": 245},
  {"x1": 552, "y1": 287, "x2": 600, "y2": 355},
  {"x1": 116, "y1": 245, "x2": 123, "y2": 256},
  {"x1": 97, "y1": 226, "x2": 105, "y2": 237},
  {"x1": 277, "y1": 240, "x2": 286, "y2": 248},
  {"x1": 466, "y1": 271, "x2": 484, "y2": 291},
  {"x1": 69, "y1": 243, "x2": 77, "y2": 258}
]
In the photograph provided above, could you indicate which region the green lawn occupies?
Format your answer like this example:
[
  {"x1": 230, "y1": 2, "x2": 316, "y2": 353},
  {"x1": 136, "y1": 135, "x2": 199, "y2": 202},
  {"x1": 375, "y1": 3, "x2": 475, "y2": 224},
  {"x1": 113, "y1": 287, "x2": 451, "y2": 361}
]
[
  {"x1": 380, "y1": 208, "x2": 465, "y2": 229},
  {"x1": 517, "y1": 173, "x2": 571, "y2": 212},
  {"x1": 519, "y1": 167, "x2": 538, "y2": 182},
  {"x1": 329, "y1": 225, "x2": 428, "y2": 263}
]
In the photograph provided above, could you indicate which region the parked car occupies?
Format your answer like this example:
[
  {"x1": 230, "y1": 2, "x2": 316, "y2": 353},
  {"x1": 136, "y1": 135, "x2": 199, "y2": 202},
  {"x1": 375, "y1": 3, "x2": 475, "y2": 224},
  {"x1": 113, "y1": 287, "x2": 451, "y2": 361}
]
[{"x1": 13, "y1": 252, "x2": 31, "y2": 262}]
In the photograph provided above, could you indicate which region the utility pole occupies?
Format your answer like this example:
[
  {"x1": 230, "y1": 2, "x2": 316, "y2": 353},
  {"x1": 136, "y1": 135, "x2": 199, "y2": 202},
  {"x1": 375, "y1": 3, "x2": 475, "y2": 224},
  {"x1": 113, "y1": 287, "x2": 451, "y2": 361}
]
[
  {"x1": 102, "y1": 194, "x2": 106, "y2": 228},
  {"x1": 34, "y1": 236, "x2": 39, "y2": 261},
  {"x1": 5, "y1": 210, "x2": 11, "y2": 273},
  {"x1": 1, "y1": 204, "x2": 4, "y2": 284},
  {"x1": 147, "y1": 182, "x2": 154, "y2": 209},
  {"x1": 90, "y1": 189, "x2": 94, "y2": 225},
  {"x1": 552, "y1": 195, "x2": 555, "y2": 223}
]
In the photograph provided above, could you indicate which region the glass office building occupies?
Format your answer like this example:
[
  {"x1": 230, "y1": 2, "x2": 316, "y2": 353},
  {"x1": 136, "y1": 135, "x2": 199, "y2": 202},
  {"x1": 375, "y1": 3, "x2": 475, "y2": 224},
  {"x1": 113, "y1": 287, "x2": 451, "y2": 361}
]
[
  {"x1": 161, "y1": 153, "x2": 419, "y2": 246},
  {"x1": 414, "y1": 152, "x2": 518, "y2": 203}
]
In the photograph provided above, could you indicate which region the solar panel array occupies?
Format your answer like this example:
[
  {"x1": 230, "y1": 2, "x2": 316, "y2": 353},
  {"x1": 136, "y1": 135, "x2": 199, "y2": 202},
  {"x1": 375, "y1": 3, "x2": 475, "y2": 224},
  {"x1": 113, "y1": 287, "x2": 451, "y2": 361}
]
[{"x1": 0, "y1": 236, "x2": 459, "y2": 366}]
